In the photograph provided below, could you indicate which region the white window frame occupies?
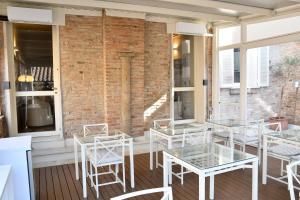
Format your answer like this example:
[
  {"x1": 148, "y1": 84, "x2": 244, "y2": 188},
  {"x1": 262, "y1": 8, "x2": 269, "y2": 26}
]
[
  {"x1": 170, "y1": 34, "x2": 206, "y2": 123},
  {"x1": 4, "y1": 23, "x2": 63, "y2": 137},
  {"x1": 213, "y1": 15, "x2": 300, "y2": 121}
]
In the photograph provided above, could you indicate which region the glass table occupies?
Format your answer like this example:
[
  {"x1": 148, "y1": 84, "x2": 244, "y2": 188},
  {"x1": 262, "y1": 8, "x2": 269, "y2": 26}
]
[
  {"x1": 149, "y1": 122, "x2": 207, "y2": 170},
  {"x1": 207, "y1": 119, "x2": 263, "y2": 150},
  {"x1": 163, "y1": 143, "x2": 258, "y2": 200},
  {"x1": 262, "y1": 129, "x2": 300, "y2": 186},
  {"x1": 73, "y1": 132, "x2": 134, "y2": 198}
]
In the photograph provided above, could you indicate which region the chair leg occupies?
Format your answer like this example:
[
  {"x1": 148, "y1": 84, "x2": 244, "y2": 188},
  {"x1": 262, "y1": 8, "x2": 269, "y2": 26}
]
[
  {"x1": 122, "y1": 162, "x2": 126, "y2": 193},
  {"x1": 181, "y1": 165, "x2": 184, "y2": 185},
  {"x1": 156, "y1": 141, "x2": 159, "y2": 168},
  {"x1": 95, "y1": 166, "x2": 99, "y2": 199},
  {"x1": 115, "y1": 164, "x2": 119, "y2": 181},
  {"x1": 89, "y1": 161, "x2": 93, "y2": 187},
  {"x1": 281, "y1": 160, "x2": 284, "y2": 176}
]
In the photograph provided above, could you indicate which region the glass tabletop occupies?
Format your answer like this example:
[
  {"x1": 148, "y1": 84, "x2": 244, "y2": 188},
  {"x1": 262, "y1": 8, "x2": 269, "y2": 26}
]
[
  {"x1": 74, "y1": 132, "x2": 132, "y2": 144},
  {"x1": 207, "y1": 119, "x2": 261, "y2": 128},
  {"x1": 266, "y1": 129, "x2": 300, "y2": 143},
  {"x1": 164, "y1": 143, "x2": 256, "y2": 170},
  {"x1": 152, "y1": 122, "x2": 207, "y2": 136}
]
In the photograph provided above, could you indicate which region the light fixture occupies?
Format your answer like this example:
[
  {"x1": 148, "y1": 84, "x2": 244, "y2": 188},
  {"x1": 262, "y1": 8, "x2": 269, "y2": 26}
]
[{"x1": 18, "y1": 74, "x2": 34, "y2": 82}]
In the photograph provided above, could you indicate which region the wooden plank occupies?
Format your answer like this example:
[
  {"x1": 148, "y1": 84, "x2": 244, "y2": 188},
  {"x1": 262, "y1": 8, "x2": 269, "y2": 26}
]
[
  {"x1": 39, "y1": 168, "x2": 47, "y2": 200},
  {"x1": 51, "y1": 166, "x2": 64, "y2": 200},
  {"x1": 68, "y1": 163, "x2": 98, "y2": 200},
  {"x1": 56, "y1": 165, "x2": 72, "y2": 200},
  {"x1": 62, "y1": 165, "x2": 80, "y2": 200},
  {"x1": 45, "y1": 167, "x2": 55, "y2": 200},
  {"x1": 34, "y1": 168, "x2": 40, "y2": 200}
]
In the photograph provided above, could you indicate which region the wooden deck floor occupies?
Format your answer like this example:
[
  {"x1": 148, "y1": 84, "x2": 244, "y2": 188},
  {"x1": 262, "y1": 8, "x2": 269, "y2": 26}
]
[{"x1": 34, "y1": 152, "x2": 291, "y2": 200}]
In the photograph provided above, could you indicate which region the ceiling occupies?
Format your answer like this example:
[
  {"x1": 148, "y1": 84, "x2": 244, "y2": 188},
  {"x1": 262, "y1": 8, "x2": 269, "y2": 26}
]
[{"x1": 4, "y1": 0, "x2": 300, "y2": 22}]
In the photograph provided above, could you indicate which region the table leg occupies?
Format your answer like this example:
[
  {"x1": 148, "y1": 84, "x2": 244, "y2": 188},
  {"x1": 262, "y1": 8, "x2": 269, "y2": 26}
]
[
  {"x1": 210, "y1": 175, "x2": 214, "y2": 200},
  {"x1": 252, "y1": 159, "x2": 258, "y2": 200},
  {"x1": 74, "y1": 138, "x2": 79, "y2": 180},
  {"x1": 163, "y1": 152, "x2": 169, "y2": 189},
  {"x1": 129, "y1": 138, "x2": 135, "y2": 188},
  {"x1": 262, "y1": 135, "x2": 267, "y2": 184},
  {"x1": 199, "y1": 173, "x2": 205, "y2": 200},
  {"x1": 168, "y1": 138, "x2": 172, "y2": 185},
  {"x1": 229, "y1": 128, "x2": 234, "y2": 149},
  {"x1": 81, "y1": 145, "x2": 87, "y2": 198},
  {"x1": 150, "y1": 130, "x2": 153, "y2": 170}
]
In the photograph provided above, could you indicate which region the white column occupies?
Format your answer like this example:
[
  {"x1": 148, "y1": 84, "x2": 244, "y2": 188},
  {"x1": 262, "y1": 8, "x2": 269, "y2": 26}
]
[
  {"x1": 212, "y1": 27, "x2": 220, "y2": 119},
  {"x1": 240, "y1": 23, "x2": 247, "y2": 121}
]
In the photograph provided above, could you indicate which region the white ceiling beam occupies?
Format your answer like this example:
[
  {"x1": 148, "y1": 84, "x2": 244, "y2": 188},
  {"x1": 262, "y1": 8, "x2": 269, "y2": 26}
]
[
  {"x1": 14, "y1": 0, "x2": 237, "y2": 22},
  {"x1": 156, "y1": 0, "x2": 272, "y2": 15}
]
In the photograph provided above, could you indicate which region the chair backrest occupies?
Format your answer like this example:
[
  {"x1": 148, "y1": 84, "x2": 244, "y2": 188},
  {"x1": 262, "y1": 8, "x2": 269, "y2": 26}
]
[
  {"x1": 93, "y1": 134, "x2": 125, "y2": 164},
  {"x1": 153, "y1": 119, "x2": 173, "y2": 130},
  {"x1": 83, "y1": 123, "x2": 108, "y2": 137},
  {"x1": 183, "y1": 127, "x2": 211, "y2": 147},
  {"x1": 287, "y1": 160, "x2": 300, "y2": 200},
  {"x1": 263, "y1": 122, "x2": 282, "y2": 134},
  {"x1": 110, "y1": 187, "x2": 173, "y2": 200}
]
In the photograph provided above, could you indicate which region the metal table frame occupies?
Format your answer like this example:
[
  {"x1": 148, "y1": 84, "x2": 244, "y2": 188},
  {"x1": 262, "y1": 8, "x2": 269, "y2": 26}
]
[
  {"x1": 163, "y1": 147, "x2": 259, "y2": 200},
  {"x1": 73, "y1": 134, "x2": 135, "y2": 198}
]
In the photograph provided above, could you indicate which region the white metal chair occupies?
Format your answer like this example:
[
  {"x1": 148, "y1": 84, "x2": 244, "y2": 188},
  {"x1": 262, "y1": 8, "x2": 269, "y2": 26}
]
[
  {"x1": 83, "y1": 123, "x2": 109, "y2": 137},
  {"x1": 110, "y1": 187, "x2": 173, "y2": 200},
  {"x1": 173, "y1": 127, "x2": 211, "y2": 184},
  {"x1": 87, "y1": 134, "x2": 126, "y2": 198},
  {"x1": 287, "y1": 160, "x2": 300, "y2": 200},
  {"x1": 153, "y1": 119, "x2": 173, "y2": 130},
  {"x1": 265, "y1": 123, "x2": 300, "y2": 185}
]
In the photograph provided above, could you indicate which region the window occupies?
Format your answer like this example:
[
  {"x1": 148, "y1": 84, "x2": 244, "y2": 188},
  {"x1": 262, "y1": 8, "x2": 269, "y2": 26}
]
[{"x1": 220, "y1": 47, "x2": 269, "y2": 88}]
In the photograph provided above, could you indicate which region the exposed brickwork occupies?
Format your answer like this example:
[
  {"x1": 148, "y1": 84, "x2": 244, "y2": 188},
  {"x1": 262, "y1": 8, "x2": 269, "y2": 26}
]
[
  {"x1": 105, "y1": 16, "x2": 145, "y2": 136},
  {"x1": 60, "y1": 15, "x2": 105, "y2": 137},
  {"x1": 59, "y1": 15, "x2": 170, "y2": 137},
  {"x1": 144, "y1": 22, "x2": 171, "y2": 130}
]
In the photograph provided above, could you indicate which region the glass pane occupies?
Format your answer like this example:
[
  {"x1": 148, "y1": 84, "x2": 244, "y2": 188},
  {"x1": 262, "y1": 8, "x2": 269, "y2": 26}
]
[
  {"x1": 174, "y1": 91, "x2": 194, "y2": 120},
  {"x1": 165, "y1": 143, "x2": 256, "y2": 170},
  {"x1": 14, "y1": 24, "x2": 53, "y2": 91},
  {"x1": 218, "y1": 48, "x2": 240, "y2": 120},
  {"x1": 246, "y1": 42, "x2": 300, "y2": 128},
  {"x1": 17, "y1": 96, "x2": 55, "y2": 133},
  {"x1": 247, "y1": 16, "x2": 300, "y2": 42},
  {"x1": 218, "y1": 26, "x2": 241, "y2": 47},
  {"x1": 173, "y1": 35, "x2": 194, "y2": 87}
]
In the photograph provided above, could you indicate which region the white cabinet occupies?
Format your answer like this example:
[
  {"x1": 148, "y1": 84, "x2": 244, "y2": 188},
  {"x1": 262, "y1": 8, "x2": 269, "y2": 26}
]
[
  {"x1": 0, "y1": 136, "x2": 34, "y2": 200},
  {"x1": 0, "y1": 165, "x2": 13, "y2": 200}
]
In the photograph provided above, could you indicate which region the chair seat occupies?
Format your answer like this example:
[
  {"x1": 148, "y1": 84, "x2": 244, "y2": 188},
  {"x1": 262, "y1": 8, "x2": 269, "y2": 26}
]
[
  {"x1": 87, "y1": 149, "x2": 122, "y2": 166},
  {"x1": 213, "y1": 130, "x2": 229, "y2": 138},
  {"x1": 269, "y1": 144, "x2": 300, "y2": 157},
  {"x1": 233, "y1": 133, "x2": 258, "y2": 143}
]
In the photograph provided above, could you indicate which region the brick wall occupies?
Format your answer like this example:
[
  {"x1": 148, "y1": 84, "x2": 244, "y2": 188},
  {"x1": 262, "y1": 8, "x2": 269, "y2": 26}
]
[
  {"x1": 59, "y1": 15, "x2": 170, "y2": 137},
  {"x1": 144, "y1": 22, "x2": 171, "y2": 129},
  {"x1": 217, "y1": 42, "x2": 300, "y2": 124},
  {"x1": 60, "y1": 15, "x2": 105, "y2": 137},
  {"x1": 105, "y1": 16, "x2": 145, "y2": 136}
]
